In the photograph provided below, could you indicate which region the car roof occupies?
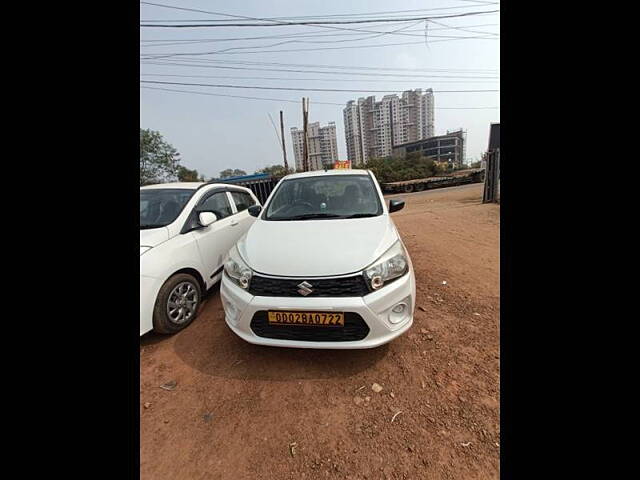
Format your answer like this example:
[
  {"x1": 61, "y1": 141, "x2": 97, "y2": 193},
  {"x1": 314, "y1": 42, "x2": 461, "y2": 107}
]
[
  {"x1": 281, "y1": 169, "x2": 371, "y2": 181},
  {"x1": 140, "y1": 182, "x2": 229, "y2": 190}
]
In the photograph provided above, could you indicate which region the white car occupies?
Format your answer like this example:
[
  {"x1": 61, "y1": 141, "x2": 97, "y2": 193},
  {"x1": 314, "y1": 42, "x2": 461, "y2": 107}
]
[
  {"x1": 220, "y1": 169, "x2": 415, "y2": 349},
  {"x1": 140, "y1": 182, "x2": 260, "y2": 336}
]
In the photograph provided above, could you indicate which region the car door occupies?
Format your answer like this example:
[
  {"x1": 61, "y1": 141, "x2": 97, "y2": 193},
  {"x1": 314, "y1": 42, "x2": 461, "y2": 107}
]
[
  {"x1": 191, "y1": 190, "x2": 238, "y2": 284},
  {"x1": 229, "y1": 190, "x2": 258, "y2": 234}
]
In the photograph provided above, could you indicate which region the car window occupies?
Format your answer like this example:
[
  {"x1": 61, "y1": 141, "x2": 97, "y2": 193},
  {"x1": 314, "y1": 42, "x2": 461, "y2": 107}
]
[
  {"x1": 200, "y1": 192, "x2": 232, "y2": 219},
  {"x1": 230, "y1": 191, "x2": 254, "y2": 212},
  {"x1": 140, "y1": 188, "x2": 195, "y2": 229}
]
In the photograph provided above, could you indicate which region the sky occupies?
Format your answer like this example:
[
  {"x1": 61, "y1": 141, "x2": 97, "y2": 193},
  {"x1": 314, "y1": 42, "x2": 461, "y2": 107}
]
[{"x1": 140, "y1": 0, "x2": 500, "y2": 179}]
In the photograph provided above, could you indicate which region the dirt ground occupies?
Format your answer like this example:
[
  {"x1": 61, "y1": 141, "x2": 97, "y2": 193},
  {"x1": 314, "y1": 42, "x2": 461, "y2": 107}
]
[{"x1": 140, "y1": 183, "x2": 500, "y2": 480}]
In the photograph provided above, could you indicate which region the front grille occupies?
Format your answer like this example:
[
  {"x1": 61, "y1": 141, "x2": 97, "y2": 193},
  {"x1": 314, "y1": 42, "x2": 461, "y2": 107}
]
[
  {"x1": 248, "y1": 274, "x2": 370, "y2": 297},
  {"x1": 250, "y1": 311, "x2": 370, "y2": 342}
]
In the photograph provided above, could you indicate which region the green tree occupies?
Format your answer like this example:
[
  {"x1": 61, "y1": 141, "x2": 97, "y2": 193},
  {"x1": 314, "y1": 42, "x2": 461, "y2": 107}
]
[
  {"x1": 140, "y1": 129, "x2": 181, "y2": 185},
  {"x1": 219, "y1": 168, "x2": 247, "y2": 179},
  {"x1": 255, "y1": 164, "x2": 293, "y2": 177},
  {"x1": 363, "y1": 152, "x2": 439, "y2": 184},
  {"x1": 177, "y1": 165, "x2": 200, "y2": 182}
]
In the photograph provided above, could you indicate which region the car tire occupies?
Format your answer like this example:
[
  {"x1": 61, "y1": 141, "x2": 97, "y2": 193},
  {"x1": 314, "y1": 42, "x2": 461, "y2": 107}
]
[{"x1": 152, "y1": 273, "x2": 202, "y2": 334}]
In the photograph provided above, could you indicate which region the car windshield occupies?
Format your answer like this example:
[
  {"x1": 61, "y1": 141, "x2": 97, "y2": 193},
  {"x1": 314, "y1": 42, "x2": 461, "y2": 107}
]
[
  {"x1": 264, "y1": 174, "x2": 382, "y2": 221},
  {"x1": 140, "y1": 188, "x2": 195, "y2": 229}
]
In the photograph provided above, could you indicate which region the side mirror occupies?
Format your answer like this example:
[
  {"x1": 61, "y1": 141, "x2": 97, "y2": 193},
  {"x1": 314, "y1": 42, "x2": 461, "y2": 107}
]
[
  {"x1": 389, "y1": 199, "x2": 405, "y2": 213},
  {"x1": 248, "y1": 204, "x2": 262, "y2": 217},
  {"x1": 198, "y1": 211, "x2": 218, "y2": 227}
]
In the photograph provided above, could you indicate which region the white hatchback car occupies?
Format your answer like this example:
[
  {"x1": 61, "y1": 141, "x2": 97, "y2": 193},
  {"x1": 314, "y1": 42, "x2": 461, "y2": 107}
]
[
  {"x1": 140, "y1": 182, "x2": 260, "y2": 336},
  {"x1": 220, "y1": 169, "x2": 415, "y2": 349}
]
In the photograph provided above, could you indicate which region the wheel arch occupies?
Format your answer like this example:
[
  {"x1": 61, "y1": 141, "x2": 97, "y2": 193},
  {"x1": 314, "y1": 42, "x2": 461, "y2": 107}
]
[{"x1": 169, "y1": 267, "x2": 207, "y2": 292}]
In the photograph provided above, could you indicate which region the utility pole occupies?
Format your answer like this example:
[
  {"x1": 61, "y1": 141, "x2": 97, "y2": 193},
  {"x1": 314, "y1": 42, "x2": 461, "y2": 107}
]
[
  {"x1": 302, "y1": 97, "x2": 309, "y2": 172},
  {"x1": 279, "y1": 110, "x2": 288, "y2": 172},
  {"x1": 389, "y1": 102, "x2": 394, "y2": 152}
]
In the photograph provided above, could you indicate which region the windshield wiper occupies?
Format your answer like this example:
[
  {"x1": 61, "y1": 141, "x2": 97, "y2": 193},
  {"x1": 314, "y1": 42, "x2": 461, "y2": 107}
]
[
  {"x1": 273, "y1": 213, "x2": 344, "y2": 221},
  {"x1": 344, "y1": 213, "x2": 379, "y2": 218}
]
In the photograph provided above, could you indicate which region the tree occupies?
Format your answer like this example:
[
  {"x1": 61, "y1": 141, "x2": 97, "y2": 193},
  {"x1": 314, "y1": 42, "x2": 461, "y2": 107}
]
[
  {"x1": 254, "y1": 164, "x2": 292, "y2": 177},
  {"x1": 364, "y1": 152, "x2": 438, "y2": 184},
  {"x1": 140, "y1": 129, "x2": 181, "y2": 185},
  {"x1": 219, "y1": 168, "x2": 247, "y2": 179},
  {"x1": 177, "y1": 165, "x2": 200, "y2": 182}
]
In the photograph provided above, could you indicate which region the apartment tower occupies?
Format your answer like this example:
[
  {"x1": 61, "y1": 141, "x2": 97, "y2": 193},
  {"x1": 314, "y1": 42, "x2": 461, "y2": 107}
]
[
  {"x1": 343, "y1": 89, "x2": 434, "y2": 165},
  {"x1": 290, "y1": 121, "x2": 338, "y2": 171}
]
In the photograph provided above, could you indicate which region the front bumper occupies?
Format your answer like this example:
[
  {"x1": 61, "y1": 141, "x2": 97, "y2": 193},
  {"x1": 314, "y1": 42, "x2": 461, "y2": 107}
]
[{"x1": 220, "y1": 270, "x2": 415, "y2": 349}]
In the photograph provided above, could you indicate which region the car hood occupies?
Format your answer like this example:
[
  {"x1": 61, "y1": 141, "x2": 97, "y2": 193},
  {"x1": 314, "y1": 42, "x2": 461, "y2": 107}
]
[
  {"x1": 239, "y1": 215, "x2": 399, "y2": 277},
  {"x1": 140, "y1": 227, "x2": 170, "y2": 248}
]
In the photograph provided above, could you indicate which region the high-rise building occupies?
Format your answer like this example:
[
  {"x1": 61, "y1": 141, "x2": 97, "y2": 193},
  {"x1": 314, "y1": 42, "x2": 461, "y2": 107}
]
[
  {"x1": 343, "y1": 89, "x2": 434, "y2": 165},
  {"x1": 290, "y1": 121, "x2": 338, "y2": 171}
]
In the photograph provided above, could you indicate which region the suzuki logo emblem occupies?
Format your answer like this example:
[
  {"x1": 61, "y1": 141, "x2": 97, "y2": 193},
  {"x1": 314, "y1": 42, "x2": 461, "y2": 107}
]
[{"x1": 297, "y1": 281, "x2": 313, "y2": 296}]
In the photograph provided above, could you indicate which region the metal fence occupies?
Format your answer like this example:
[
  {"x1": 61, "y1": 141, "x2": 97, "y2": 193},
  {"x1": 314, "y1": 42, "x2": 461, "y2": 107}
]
[
  {"x1": 219, "y1": 173, "x2": 281, "y2": 205},
  {"x1": 482, "y1": 149, "x2": 500, "y2": 204}
]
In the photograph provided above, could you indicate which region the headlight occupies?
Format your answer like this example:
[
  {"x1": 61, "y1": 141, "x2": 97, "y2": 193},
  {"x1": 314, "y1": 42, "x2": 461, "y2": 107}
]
[
  {"x1": 224, "y1": 245, "x2": 253, "y2": 289},
  {"x1": 364, "y1": 241, "x2": 408, "y2": 290},
  {"x1": 140, "y1": 246, "x2": 152, "y2": 256}
]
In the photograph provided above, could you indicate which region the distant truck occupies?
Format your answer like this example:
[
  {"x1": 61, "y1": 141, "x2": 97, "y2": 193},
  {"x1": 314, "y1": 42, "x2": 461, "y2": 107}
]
[{"x1": 382, "y1": 168, "x2": 485, "y2": 194}]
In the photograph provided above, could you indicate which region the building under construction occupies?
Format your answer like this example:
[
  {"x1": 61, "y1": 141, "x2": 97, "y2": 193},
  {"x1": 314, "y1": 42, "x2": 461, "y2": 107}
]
[{"x1": 391, "y1": 129, "x2": 466, "y2": 168}]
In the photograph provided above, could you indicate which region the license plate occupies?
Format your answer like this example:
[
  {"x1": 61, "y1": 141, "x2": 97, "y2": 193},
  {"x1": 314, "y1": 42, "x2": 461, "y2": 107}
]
[{"x1": 267, "y1": 311, "x2": 344, "y2": 327}]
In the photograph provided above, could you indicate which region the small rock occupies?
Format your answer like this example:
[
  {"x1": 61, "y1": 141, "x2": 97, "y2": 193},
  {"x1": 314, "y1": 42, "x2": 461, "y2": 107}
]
[
  {"x1": 495, "y1": 442, "x2": 500, "y2": 447},
  {"x1": 473, "y1": 312, "x2": 481, "y2": 316},
  {"x1": 418, "y1": 306, "x2": 426, "y2": 312},
  {"x1": 163, "y1": 419, "x2": 169, "y2": 424},
  {"x1": 143, "y1": 402, "x2": 151, "y2": 409},
  {"x1": 365, "y1": 396, "x2": 371, "y2": 402},
  {"x1": 458, "y1": 396, "x2": 466, "y2": 403},
  {"x1": 420, "y1": 328, "x2": 428, "y2": 334},
  {"x1": 421, "y1": 380, "x2": 426, "y2": 389},
  {"x1": 160, "y1": 380, "x2": 177, "y2": 391},
  {"x1": 427, "y1": 335, "x2": 434, "y2": 341},
  {"x1": 461, "y1": 442, "x2": 472, "y2": 447},
  {"x1": 407, "y1": 445, "x2": 414, "y2": 452},
  {"x1": 442, "y1": 281, "x2": 447, "y2": 285},
  {"x1": 289, "y1": 442, "x2": 297, "y2": 457},
  {"x1": 390, "y1": 392, "x2": 395, "y2": 399},
  {"x1": 372, "y1": 383, "x2": 383, "y2": 393},
  {"x1": 353, "y1": 396, "x2": 364, "y2": 406}
]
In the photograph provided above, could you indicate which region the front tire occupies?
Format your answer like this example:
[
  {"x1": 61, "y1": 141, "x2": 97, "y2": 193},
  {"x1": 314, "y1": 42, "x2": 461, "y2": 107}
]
[{"x1": 153, "y1": 273, "x2": 202, "y2": 334}]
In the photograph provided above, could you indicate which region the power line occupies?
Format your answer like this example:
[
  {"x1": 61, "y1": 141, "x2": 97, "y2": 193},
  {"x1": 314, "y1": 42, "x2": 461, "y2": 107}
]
[
  {"x1": 139, "y1": 73, "x2": 499, "y2": 84},
  {"x1": 140, "y1": 31, "x2": 498, "y2": 52},
  {"x1": 141, "y1": 61, "x2": 499, "y2": 79},
  {"x1": 139, "y1": 7, "x2": 500, "y2": 28},
  {"x1": 140, "y1": 79, "x2": 499, "y2": 94},
  {"x1": 140, "y1": 31, "x2": 498, "y2": 48},
  {"x1": 144, "y1": 57, "x2": 499, "y2": 74},
  {"x1": 140, "y1": 4, "x2": 499, "y2": 22},
  {"x1": 139, "y1": 2, "x2": 499, "y2": 22},
  {"x1": 141, "y1": 85, "x2": 500, "y2": 109},
  {"x1": 427, "y1": 17, "x2": 498, "y2": 36},
  {"x1": 139, "y1": 23, "x2": 499, "y2": 44},
  {"x1": 141, "y1": 35, "x2": 497, "y2": 60}
]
